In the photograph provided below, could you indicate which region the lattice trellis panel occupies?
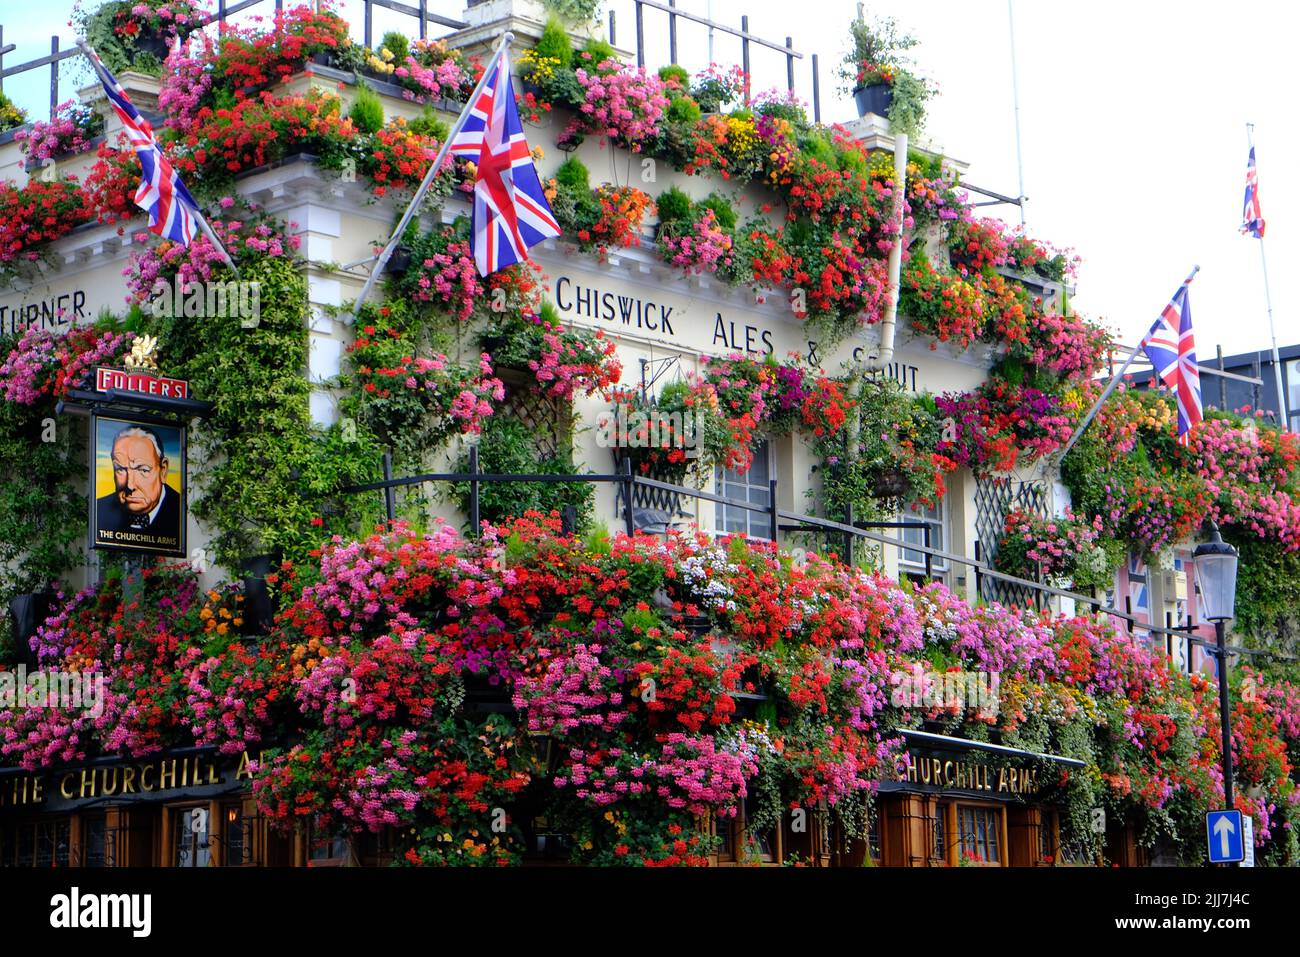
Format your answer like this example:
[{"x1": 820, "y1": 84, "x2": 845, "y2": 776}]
[
  {"x1": 974, "y1": 476, "x2": 1049, "y2": 608},
  {"x1": 498, "y1": 371, "x2": 571, "y2": 460}
]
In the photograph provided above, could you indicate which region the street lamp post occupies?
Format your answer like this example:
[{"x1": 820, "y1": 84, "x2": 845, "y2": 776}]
[{"x1": 1193, "y1": 521, "x2": 1240, "y2": 812}]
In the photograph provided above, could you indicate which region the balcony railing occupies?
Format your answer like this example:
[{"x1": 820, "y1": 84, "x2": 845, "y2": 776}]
[{"x1": 339, "y1": 450, "x2": 1292, "y2": 667}]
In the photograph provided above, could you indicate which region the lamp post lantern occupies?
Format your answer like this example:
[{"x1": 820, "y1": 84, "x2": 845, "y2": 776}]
[{"x1": 1193, "y1": 521, "x2": 1239, "y2": 813}]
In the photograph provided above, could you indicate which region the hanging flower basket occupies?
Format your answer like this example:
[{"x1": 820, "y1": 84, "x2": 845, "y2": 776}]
[
  {"x1": 871, "y1": 468, "x2": 911, "y2": 499},
  {"x1": 239, "y1": 553, "x2": 280, "y2": 636},
  {"x1": 134, "y1": 31, "x2": 170, "y2": 63},
  {"x1": 7, "y1": 590, "x2": 57, "y2": 666},
  {"x1": 384, "y1": 244, "x2": 413, "y2": 275},
  {"x1": 853, "y1": 83, "x2": 893, "y2": 119}
]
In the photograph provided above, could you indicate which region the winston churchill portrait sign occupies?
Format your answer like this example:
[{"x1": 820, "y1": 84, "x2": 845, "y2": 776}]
[{"x1": 91, "y1": 417, "x2": 186, "y2": 557}]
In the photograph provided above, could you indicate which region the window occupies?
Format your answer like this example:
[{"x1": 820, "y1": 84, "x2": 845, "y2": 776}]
[
  {"x1": 222, "y1": 802, "x2": 255, "y2": 866},
  {"x1": 715, "y1": 811, "x2": 736, "y2": 862},
  {"x1": 715, "y1": 439, "x2": 773, "y2": 540},
  {"x1": 309, "y1": 830, "x2": 352, "y2": 866},
  {"x1": 172, "y1": 805, "x2": 211, "y2": 868},
  {"x1": 1, "y1": 819, "x2": 70, "y2": 867},
  {"x1": 740, "y1": 795, "x2": 776, "y2": 863},
  {"x1": 1039, "y1": 812, "x2": 1057, "y2": 865},
  {"x1": 930, "y1": 803, "x2": 950, "y2": 863},
  {"x1": 900, "y1": 500, "x2": 947, "y2": 582},
  {"x1": 957, "y1": 805, "x2": 1001, "y2": 865},
  {"x1": 82, "y1": 814, "x2": 126, "y2": 868}
]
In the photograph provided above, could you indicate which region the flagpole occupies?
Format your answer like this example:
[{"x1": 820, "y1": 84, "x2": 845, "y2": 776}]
[
  {"x1": 1247, "y1": 124, "x2": 1288, "y2": 429},
  {"x1": 1057, "y1": 264, "x2": 1200, "y2": 461},
  {"x1": 76, "y1": 38, "x2": 239, "y2": 278},
  {"x1": 194, "y1": 213, "x2": 240, "y2": 278},
  {"x1": 345, "y1": 31, "x2": 515, "y2": 324}
]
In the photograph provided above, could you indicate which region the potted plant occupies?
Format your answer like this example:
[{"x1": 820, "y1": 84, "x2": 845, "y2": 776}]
[
  {"x1": 838, "y1": 10, "x2": 933, "y2": 133},
  {"x1": 817, "y1": 377, "x2": 952, "y2": 519},
  {"x1": 239, "y1": 551, "x2": 281, "y2": 636},
  {"x1": 7, "y1": 588, "x2": 57, "y2": 666},
  {"x1": 384, "y1": 244, "x2": 413, "y2": 275},
  {"x1": 77, "y1": 0, "x2": 202, "y2": 75},
  {"x1": 608, "y1": 383, "x2": 699, "y2": 485},
  {"x1": 0, "y1": 90, "x2": 29, "y2": 137}
]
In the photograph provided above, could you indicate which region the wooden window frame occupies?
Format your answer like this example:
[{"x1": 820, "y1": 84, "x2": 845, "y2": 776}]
[
  {"x1": 164, "y1": 801, "x2": 215, "y2": 868},
  {"x1": 955, "y1": 802, "x2": 1007, "y2": 867},
  {"x1": 0, "y1": 816, "x2": 72, "y2": 868}
]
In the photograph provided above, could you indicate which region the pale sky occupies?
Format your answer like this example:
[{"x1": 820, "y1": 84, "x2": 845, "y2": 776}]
[{"x1": 2, "y1": 0, "x2": 1292, "y2": 360}]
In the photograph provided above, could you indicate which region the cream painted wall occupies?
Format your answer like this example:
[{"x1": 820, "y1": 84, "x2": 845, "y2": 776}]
[{"x1": 1, "y1": 48, "x2": 1019, "y2": 606}]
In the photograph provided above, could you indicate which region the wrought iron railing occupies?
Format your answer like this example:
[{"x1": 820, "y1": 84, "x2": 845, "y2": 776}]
[
  {"x1": 0, "y1": 0, "x2": 468, "y2": 117},
  {"x1": 1, "y1": 0, "x2": 823, "y2": 121}
]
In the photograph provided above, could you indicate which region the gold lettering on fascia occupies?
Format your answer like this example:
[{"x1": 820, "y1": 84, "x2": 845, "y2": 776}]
[
  {"x1": 896, "y1": 752, "x2": 1041, "y2": 797},
  {"x1": 6, "y1": 755, "x2": 238, "y2": 806}
]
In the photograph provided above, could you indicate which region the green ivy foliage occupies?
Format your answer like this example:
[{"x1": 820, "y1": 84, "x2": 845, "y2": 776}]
[
  {"x1": 451, "y1": 416, "x2": 592, "y2": 531},
  {"x1": 1232, "y1": 534, "x2": 1300, "y2": 673},
  {"x1": 152, "y1": 256, "x2": 378, "y2": 571},
  {"x1": 0, "y1": 369, "x2": 87, "y2": 605}
]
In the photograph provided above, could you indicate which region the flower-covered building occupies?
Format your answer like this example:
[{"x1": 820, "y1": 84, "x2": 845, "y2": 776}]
[{"x1": 0, "y1": 0, "x2": 1297, "y2": 868}]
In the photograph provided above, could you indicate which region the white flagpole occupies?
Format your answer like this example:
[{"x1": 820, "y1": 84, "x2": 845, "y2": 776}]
[
  {"x1": 76, "y1": 39, "x2": 239, "y2": 278},
  {"x1": 1057, "y1": 265, "x2": 1200, "y2": 461},
  {"x1": 1247, "y1": 124, "x2": 1288, "y2": 429},
  {"x1": 345, "y1": 31, "x2": 515, "y2": 323}
]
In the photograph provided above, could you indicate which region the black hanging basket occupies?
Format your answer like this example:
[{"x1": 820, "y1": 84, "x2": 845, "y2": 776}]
[
  {"x1": 239, "y1": 553, "x2": 281, "y2": 636},
  {"x1": 871, "y1": 469, "x2": 911, "y2": 499},
  {"x1": 385, "y1": 244, "x2": 413, "y2": 275},
  {"x1": 853, "y1": 83, "x2": 893, "y2": 119},
  {"x1": 133, "y1": 32, "x2": 170, "y2": 64},
  {"x1": 7, "y1": 590, "x2": 57, "y2": 666}
]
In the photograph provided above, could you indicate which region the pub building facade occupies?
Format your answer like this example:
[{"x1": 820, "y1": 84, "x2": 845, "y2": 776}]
[
  {"x1": 0, "y1": 0, "x2": 1184, "y2": 867},
  {"x1": 4, "y1": 738, "x2": 1147, "y2": 868}
]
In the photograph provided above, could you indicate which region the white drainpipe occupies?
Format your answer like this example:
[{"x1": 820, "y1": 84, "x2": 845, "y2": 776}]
[{"x1": 863, "y1": 130, "x2": 908, "y2": 372}]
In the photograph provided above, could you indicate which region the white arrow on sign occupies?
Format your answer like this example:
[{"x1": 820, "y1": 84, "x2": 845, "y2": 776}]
[{"x1": 1213, "y1": 814, "x2": 1236, "y2": 857}]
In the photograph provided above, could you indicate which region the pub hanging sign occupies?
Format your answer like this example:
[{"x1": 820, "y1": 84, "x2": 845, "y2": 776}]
[{"x1": 86, "y1": 337, "x2": 190, "y2": 559}]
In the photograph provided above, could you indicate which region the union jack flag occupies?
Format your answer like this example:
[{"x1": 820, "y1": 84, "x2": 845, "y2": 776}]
[
  {"x1": 1141, "y1": 280, "x2": 1202, "y2": 445},
  {"x1": 1241, "y1": 146, "x2": 1266, "y2": 239},
  {"x1": 450, "y1": 50, "x2": 561, "y2": 276},
  {"x1": 80, "y1": 42, "x2": 201, "y2": 245}
]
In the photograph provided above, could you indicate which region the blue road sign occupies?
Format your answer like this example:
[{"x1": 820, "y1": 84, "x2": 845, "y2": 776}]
[{"x1": 1206, "y1": 809, "x2": 1244, "y2": 863}]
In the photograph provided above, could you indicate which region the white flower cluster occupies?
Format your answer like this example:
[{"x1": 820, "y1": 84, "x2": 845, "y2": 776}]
[
  {"x1": 1078, "y1": 544, "x2": 1112, "y2": 581},
  {"x1": 720, "y1": 722, "x2": 782, "y2": 761},
  {"x1": 678, "y1": 548, "x2": 739, "y2": 613}
]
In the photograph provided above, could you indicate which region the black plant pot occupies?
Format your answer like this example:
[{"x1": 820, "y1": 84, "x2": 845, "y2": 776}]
[
  {"x1": 134, "y1": 32, "x2": 170, "y2": 64},
  {"x1": 240, "y1": 553, "x2": 280, "y2": 636},
  {"x1": 871, "y1": 469, "x2": 910, "y2": 499},
  {"x1": 853, "y1": 83, "x2": 893, "y2": 119},
  {"x1": 385, "y1": 244, "x2": 413, "y2": 275},
  {"x1": 463, "y1": 671, "x2": 513, "y2": 713},
  {"x1": 310, "y1": 51, "x2": 336, "y2": 67},
  {"x1": 8, "y1": 591, "x2": 56, "y2": 666},
  {"x1": 682, "y1": 614, "x2": 713, "y2": 636}
]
